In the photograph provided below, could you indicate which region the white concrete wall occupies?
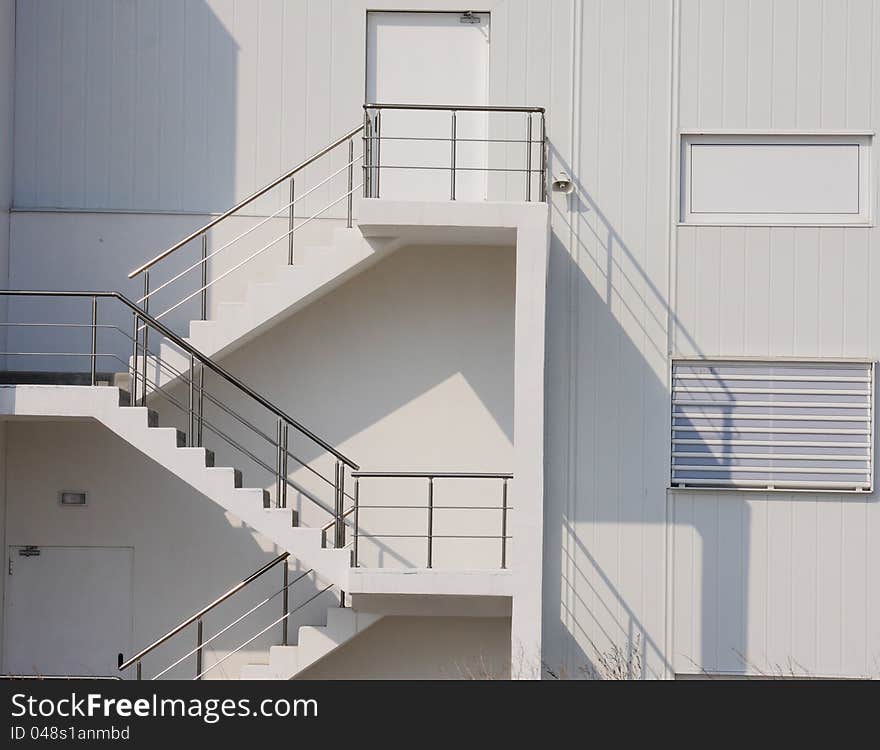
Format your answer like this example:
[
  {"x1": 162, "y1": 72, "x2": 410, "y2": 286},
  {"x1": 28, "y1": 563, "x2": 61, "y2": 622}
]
[
  {"x1": 1, "y1": 418, "x2": 339, "y2": 679},
  {"x1": 296, "y1": 616, "x2": 511, "y2": 680}
]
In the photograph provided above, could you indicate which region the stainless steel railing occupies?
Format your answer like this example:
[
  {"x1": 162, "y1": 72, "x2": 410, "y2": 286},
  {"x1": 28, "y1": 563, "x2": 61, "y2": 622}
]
[
  {"x1": 117, "y1": 553, "x2": 333, "y2": 680},
  {"x1": 345, "y1": 472, "x2": 514, "y2": 569},
  {"x1": 127, "y1": 125, "x2": 365, "y2": 333},
  {"x1": 125, "y1": 103, "x2": 547, "y2": 333},
  {"x1": 0, "y1": 292, "x2": 515, "y2": 570},
  {"x1": 0, "y1": 290, "x2": 359, "y2": 547},
  {"x1": 362, "y1": 103, "x2": 547, "y2": 202}
]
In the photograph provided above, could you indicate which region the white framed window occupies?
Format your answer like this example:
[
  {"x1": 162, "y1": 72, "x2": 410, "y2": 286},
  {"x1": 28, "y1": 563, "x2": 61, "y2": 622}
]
[
  {"x1": 679, "y1": 132, "x2": 873, "y2": 226},
  {"x1": 671, "y1": 360, "x2": 874, "y2": 492}
]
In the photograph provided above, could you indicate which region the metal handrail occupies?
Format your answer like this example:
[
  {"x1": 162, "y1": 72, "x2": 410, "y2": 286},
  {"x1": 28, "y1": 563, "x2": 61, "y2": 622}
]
[
  {"x1": 352, "y1": 471, "x2": 513, "y2": 479},
  {"x1": 151, "y1": 568, "x2": 313, "y2": 680},
  {"x1": 363, "y1": 103, "x2": 547, "y2": 202},
  {"x1": 349, "y1": 471, "x2": 513, "y2": 569},
  {"x1": 150, "y1": 181, "x2": 362, "y2": 323},
  {"x1": 0, "y1": 290, "x2": 359, "y2": 469},
  {"x1": 138, "y1": 154, "x2": 362, "y2": 309},
  {"x1": 119, "y1": 553, "x2": 289, "y2": 672},
  {"x1": 128, "y1": 124, "x2": 365, "y2": 278},
  {"x1": 194, "y1": 583, "x2": 333, "y2": 681},
  {"x1": 364, "y1": 103, "x2": 544, "y2": 113}
]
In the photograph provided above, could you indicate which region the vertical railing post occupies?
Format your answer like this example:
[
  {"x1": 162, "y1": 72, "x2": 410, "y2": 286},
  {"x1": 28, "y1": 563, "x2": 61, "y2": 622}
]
[
  {"x1": 363, "y1": 110, "x2": 371, "y2": 198},
  {"x1": 275, "y1": 419, "x2": 284, "y2": 508},
  {"x1": 353, "y1": 477, "x2": 359, "y2": 568},
  {"x1": 140, "y1": 272, "x2": 150, "y2": 406},
  {"x1": 280, "y1": 422, "x2": 288, "y2": 509},
  {"x1": 196, "y1": 364, "x2": 204, "y2": 448},
  {"x1": 187, "y1": 354, "x2": 195, "y2": 446},
  {"x1": 450, "y1": 111, "x2": 457, "y2": 200},
  {"x1": 347, "y1": 137, "x2": 354, "y2": 228},
  {"x1": 200, "y1": 234, "x2": 208, "y2": 321},
  {"x1": 288, "y1": 178, "x2": 295, "y2": 265},
  {"x1": 130, "y1": 312, "x2": 140, "y2": 405},
  {"x1": 501, "y1": 478, "x2": 509, "y2": 570},
  {"x1": 195, "y1": 618, "x2": 203, "y2": 680},
  {"x1": 375, "y1": 111, "x2": 382, "y2": 198},
  {"x1": 335, "y1": 462, "x2": 345, "y2": 549},
  {"x1": 136, "y1": 662, "x2": 142, "y2": 681},
  {"x1": 281, "y1": 562, "x2": 289, "y2": 646},
  {"x1": 525, "y1": 113, "x2": 533, "y2": 202},
  {"x1": 90, "y1": 296, "x2": 98, "y2": 386},
  {"x1": 540, "y1": 112, "x2": 547, "y2": 202},
  {"x1": 427, "y1": 477, "x2": 434, "y2": 568}
]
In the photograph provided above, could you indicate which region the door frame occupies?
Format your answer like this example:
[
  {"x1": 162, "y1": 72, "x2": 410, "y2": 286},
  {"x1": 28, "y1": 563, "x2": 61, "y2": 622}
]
[
  {"x1": 2, "y1": 544, "x2": 134, "y2": 677},
  {"x1": 363, "y1": 8, "x2": 492, "y2": 101}
]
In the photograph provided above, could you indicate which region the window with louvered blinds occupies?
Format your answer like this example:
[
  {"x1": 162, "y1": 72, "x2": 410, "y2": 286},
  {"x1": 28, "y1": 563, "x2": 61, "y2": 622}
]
[{"x1": 671, "y1": 361, "x2": 873, "y2": 491}]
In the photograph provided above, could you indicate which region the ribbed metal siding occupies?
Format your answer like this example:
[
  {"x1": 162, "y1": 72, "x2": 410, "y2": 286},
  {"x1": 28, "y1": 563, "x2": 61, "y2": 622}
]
[{"x1": 672, "y1": 360, "x2": 873, "y2": 491}]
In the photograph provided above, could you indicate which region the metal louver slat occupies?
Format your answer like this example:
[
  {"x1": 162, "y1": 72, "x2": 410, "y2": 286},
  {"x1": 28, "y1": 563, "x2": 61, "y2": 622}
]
[{"x1": 671, "y1": 360, "x2": 874, "y2": 492}]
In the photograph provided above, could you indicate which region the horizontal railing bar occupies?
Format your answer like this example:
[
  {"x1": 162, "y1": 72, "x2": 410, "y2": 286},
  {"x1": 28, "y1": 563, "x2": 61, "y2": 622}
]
[
  {"x1": 367, "y1": 165, "x2": 542, "y2": 173},
  {"x1": 363, "y1": 136, "x2": 542, "y2": 144},
  {"x1": 356, "y1": 505, "x2": 513, "y2": 510},
  {"x1": 129, "y1": 124, "x2": 364, "y2": 278},
  {"x1": 0, "y1": 351, "x2": 118, "y2": 357},
  {"x1": 119, "y1": 552, "x2": 289, "y2": 672},
  {"x1": 0, "y1": 291, "x2": 359, "y2": 469},
  {"x1": 352, "y1": 472, "x2": 512, "y2": 479},
  {"x1": 365, "y1": 102, "x2": 545, "y2": 113},
  {"x1": 0, "y1": 322, "x2": 120, "y2": 329},
  {"x1": 194, "y1": 583, "x2": 334, "y2": 680},
  {"x1": 0, "y1": 674, "x2": 122, "y2": 680},
  {"x1": 357, "y1": 534, "x2": 513, "y2": 540}
]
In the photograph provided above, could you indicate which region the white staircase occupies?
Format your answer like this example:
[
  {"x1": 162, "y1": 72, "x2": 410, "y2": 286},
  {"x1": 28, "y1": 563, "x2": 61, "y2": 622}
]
[
  {"x1": 0, "y1": 385, "x2": 351, "y2": 587},
  {"x1": 148, "y1": 228, "x2": 399, "y2": 391},
  {"x1": 241, "y1": 609, "x2": 382, "y2": 679}
]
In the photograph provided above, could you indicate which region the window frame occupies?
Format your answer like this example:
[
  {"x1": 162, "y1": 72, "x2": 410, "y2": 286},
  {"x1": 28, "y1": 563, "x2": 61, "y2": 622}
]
[
  {"x1": 669, "y1": 357, "x2": 875, "y2": 494},
  {"x1": 679, "y1": 131, "x2": 874, "y2": 227}
]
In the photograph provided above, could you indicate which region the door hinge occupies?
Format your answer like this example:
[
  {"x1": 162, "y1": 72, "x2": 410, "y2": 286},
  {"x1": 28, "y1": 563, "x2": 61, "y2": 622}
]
[{"x1": 19, "y1": 545, "x2": 40, "y2": 557}]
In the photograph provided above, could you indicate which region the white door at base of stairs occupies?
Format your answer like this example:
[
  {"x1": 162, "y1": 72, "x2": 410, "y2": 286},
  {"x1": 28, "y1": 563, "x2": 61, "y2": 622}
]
[
  {"x1": 366, "y1": 11, "x2": 490, "y2": 201},
  {"x1": 3, "y1": 546, "x2": 133, "y2": 678}
]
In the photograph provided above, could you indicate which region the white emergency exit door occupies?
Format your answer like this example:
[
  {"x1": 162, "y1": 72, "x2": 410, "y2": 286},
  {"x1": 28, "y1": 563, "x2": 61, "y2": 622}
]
[
  {"x1": 366, "y1": 11, "x2": 490, "y2": 200},
  {"x1": 3, "y1": 546, "x2": 133, "y2": 677}
]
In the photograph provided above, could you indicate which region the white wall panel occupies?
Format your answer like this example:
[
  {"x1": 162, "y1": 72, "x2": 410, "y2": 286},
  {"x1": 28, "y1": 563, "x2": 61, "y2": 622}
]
[{"x1": 672, "y1": 0, "x2": 880, "y2": 678}]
